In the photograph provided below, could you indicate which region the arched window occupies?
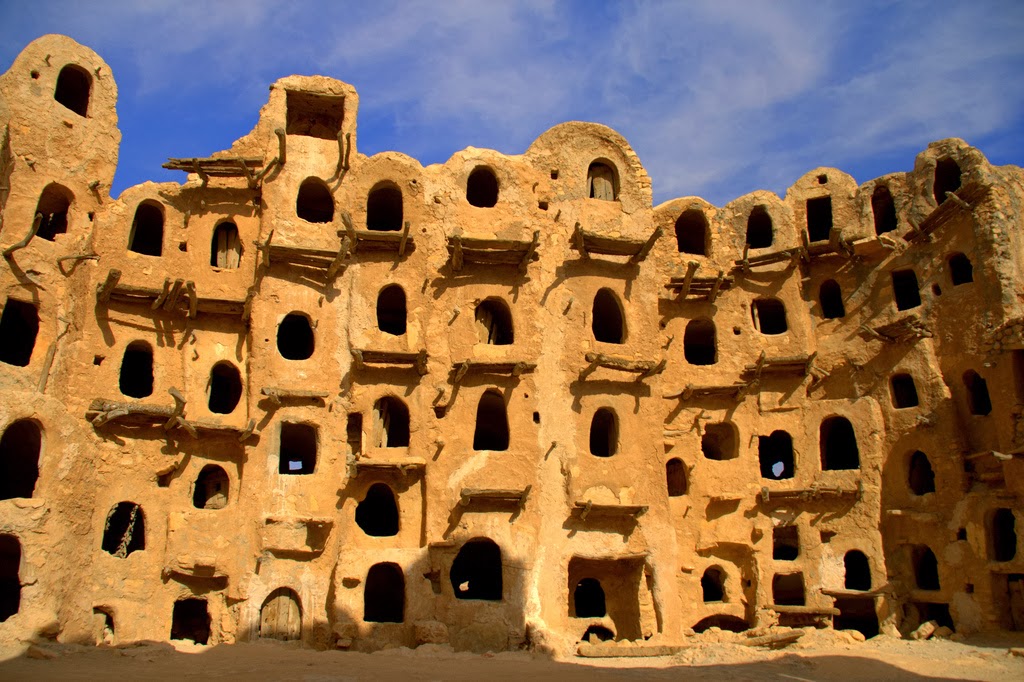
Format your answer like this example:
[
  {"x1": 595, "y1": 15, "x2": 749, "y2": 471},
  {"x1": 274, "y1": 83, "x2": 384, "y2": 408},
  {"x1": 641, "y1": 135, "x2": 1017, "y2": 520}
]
[
  {"x1": 911, "y1": 545, "x2": 940, "y2": 590},
  {"x1": 772, "y1": 573, "x2": 805, "y2": 606},
  {"x1": 475, "y1": 298, "x2": 513, "y2": 345},
  {"x1": 210, "y1": 222, "x2": 241, "y2": 269},
  {"x1": 908, "y1": 450, "x2": 935, "y2": 496},
  {"x1": 0, "y1": 299, "x2": 38, "y2": 368},
  {"x1": 573, "y1": 578, "x2": 606, "y2": 617},
  {"x1": 592, "y1": 288, "x2": 626, "y2": 343},
  {"x1": 891, "y1": 269, "x2": 921, "y2": 310},
  {"x1": 692, "y1": 615, "x2": 749, "y2": 634},
  {"x1": 101, "y1": 502, "x2": 145, "y2": 557},
  {"x1": 208, "y1": 361, "x2": 242, "y2": 414},
  {"x1": 54, "y1": 64, "x2": 90, "y2": 116},
  {"x1": 963, "y1": 370, "x2": 992, "y2": 416},
  {"x1": 279, "y1": 422, "x2": 317, "y2": 475},
  {"x1": 259, "y1": 588, "x2": 302, "y2": 641},
  {"x1": 376, "y1": 285, "x2": 407, "y2": 336},
  {"x1": 365, "y1": 563, "x2": 405, "y2": 622},
  {"x1": 451, "y1": 538, "x2": 502, "y2": 600},
  {"x1": 277, "y1": 313, "x2": 314, "y2": 360},
  {"x1": 589, "y1": 408, "x2": 618, "y2": 457},
  {"x1": 355, "y1": 483, "x2": 399, "y2": 537},
  {"x1": 119, "y1": 341, "x2": 154, "y2": 399},
  {"x1": 844, "y1": 550, "x2": 871, "y2": 590},
  {"x1": 872, "y1": 185, "x2": 897, "y2": 235},
  {"x1": 759, "y1": 430, "x2": 794, "y2": 479},
  {"x1": 819, "y1": 280, "x2": 845, "y2": 319},
  {"x1": 170, "y1": 598, "x2": 209, "y2": 645},
  {"x1": 0, "y1": 420, "x2": 41, "y2": 500},
  {"x1": 192, "y1": 465, "x2": 229, "y2": 509},
  {"x1": 674, "y1": 208, "x2": 708, "y2": 255},
  {"x1": 890, "y1": 373, "x2": 920, "y2": 409},
  {"x1": 806, "y1": 196, "x2": 833, "y2": 242},
  {"x1": 701, "y1": 423, "x2": 738, "y2": 460},
  {"x1": 752, "y1": 298, "x2": 787, "y2": 335},
  {"x1": 373, "y1": 396, "x2": 410, "y2": 448},
  {"x1": 473, "y1": 390, "x2": 509, "y2": 451},
  {"x1": 34, "y1": 183, "x2": 73, "y2": 241},
  {"x1": 127, "y1": 201, "x2": 164, "y2": 256},
  {"x1": 0, "y1": 535, "x2": 21, "y2": 622},
  {"x1": 988, "y1": 508, "x2": 1017, "y2": 562},
  {"x1": 466, "y1": 167, "x2": 498, "y2": 208},
  {"x1": 933, "y1": 158, "x2": 961, "y2": 204},
  {"x1": 947, "y1": 253, "x2": 973, "y2": 285},
  {"x1": 820, "y1": 416, "x2": 859, "y2": 470},
  {"x1": 745, "y1": 206, "x2": 773, "y2": 248},
  {"x1": 701, "y1": 567, "x2": 725, "y2": 602},
  {"x1": 587, "y1": 161, "x2": 618, "y2": 201},
  {"x1": 296, "y1": 178, "x2": 334, "y2": 223},
  {"x1": 366, "y1": 182, "x2": 403, "y2": 231},
  {"x1": 683, "y1": 318, "x2": 716, "y2": 365},
  {"x1": 666, "y1": 458, "x2": 687, "y2": 497}
]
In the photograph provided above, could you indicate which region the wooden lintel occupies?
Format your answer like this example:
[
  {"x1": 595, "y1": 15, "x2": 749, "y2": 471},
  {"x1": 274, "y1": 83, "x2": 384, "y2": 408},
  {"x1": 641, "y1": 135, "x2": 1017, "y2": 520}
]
[{"x1": 260, "y1": 387, "x2": 330, "y2": 406}]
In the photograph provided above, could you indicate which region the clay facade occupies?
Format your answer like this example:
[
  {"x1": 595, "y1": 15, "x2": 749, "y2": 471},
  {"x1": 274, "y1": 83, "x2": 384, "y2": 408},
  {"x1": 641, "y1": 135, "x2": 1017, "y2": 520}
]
[{"x1": 0, "y1": 35, "x2": 1022, "y2": 653}]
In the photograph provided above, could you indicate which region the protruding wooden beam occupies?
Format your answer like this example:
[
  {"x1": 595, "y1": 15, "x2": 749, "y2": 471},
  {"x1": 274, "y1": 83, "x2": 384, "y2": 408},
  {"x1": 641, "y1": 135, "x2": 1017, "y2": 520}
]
[
  {"x1": 3, "y1": 213, "x2": 42, "y2": 259},
  {"x1": 679, "y1": 260, "x2": 699, "y2": 298},
  {"x1": 275, "y1": 128, "x2": 286, "y2": 166},
  {"x1": 630, "y1": 226, "x2": 663, "y2": 264},
  {"x1": 96, "y1": 269, "x2": 122, "y2": 303},
  {"x1": 518, "y1": 230, "x2": 540, "y2": 273},
  {"x1": 451, "y1": 236, "x2": 464, "y2": 271},
  {"x1": 574, "y1": 222, "x2": 588, "y2": 260},
  {"x1": 398, "y1": 221, "x2": 411, "y2": 257},
  {"x1": 708, "y1": 270, "x2": 725, "y2": 302}
]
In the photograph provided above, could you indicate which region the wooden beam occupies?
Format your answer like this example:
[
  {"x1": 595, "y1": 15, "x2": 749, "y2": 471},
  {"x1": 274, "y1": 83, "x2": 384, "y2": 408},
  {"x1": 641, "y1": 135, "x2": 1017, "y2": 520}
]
[
  {"x1": 96, "y1": 269, "x2": 122, "y2": 303},
  {"x1": 629, "y1": 226, "x2": 663, "y2": 264}
]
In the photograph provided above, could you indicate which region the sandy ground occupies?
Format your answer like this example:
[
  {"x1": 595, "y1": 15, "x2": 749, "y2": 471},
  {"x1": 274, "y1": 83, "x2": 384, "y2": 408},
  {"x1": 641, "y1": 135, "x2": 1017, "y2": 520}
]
[{"x1": 1, "y1": 630, "x2": 1023, "y2": 681}]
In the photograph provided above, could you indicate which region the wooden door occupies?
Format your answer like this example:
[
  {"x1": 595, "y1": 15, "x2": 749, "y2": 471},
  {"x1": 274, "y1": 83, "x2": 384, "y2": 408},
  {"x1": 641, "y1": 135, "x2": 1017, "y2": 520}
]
[{"x1": 260, "y1": 588, "x2": 301, "y2": 640}]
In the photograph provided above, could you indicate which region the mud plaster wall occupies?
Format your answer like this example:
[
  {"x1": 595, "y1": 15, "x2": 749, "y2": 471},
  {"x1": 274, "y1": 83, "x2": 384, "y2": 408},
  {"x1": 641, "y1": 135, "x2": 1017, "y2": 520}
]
[{"x1": 0, "y1": 34, "x2": 1022, "y2": 655}]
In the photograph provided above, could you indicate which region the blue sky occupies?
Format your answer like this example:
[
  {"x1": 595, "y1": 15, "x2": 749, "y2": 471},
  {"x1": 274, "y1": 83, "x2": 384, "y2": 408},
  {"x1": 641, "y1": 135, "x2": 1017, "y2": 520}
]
[{"x1": 2, "y1": 1, "x2": 1023, "y2": 206}]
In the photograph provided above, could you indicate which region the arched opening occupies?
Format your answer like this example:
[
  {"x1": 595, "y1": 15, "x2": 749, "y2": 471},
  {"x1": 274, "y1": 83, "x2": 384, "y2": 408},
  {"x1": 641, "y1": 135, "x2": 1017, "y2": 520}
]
[
  {"x1": 772, "y1": 573, "x2": 805, "y2": 606},
  {"x1": 466, "y1": 167, "x2": 498, "y2": 207},
  {"x1": 989, "y1": 508, "x2": 1017, "y2": 562},
  {"x1": 207, "y1": 361, "x2": 242, "y2": 414},
  {"x1": 589, "y1": 407, "x2": 618, "y2": 457},
  {"x1": 587, "y1": 161, "x2": 618, "y2": 201},
  {"x1": 908, "y1": 451, "x2": 936, "y2": 496},
  {"x1": 666, "y1": 458, "x2": 687, "y2": 497},
  {"x1": 54, "y1": 64, "x2": 90, "y2": 116},
  {"x1": 947, "y1": 253, "x2": 973, "y2": 285},
  {"x1": 192, "y1": 465, "x2": 229, "y2": 510},
  {"x1": 279, "y1": 422, "x2": 317, "y2": 475},
  {"x1": 592, "y1": 288, "x2": 626, "y2": 343},
  {"x1": 119, "y1": 341, "x2": 154, "y2": 399},
  {"x1": 891, "y1": 269, "x2": 921, "y2": 310},
  {"x1": 373, "y1": 396, "x2": 410, "y2": 448},
  {"x1": 773, "y1": 526, "x2": 799, "y2": 560},
  {"x1": 0, "y1": 536, "x2": 20, "y2": 622},
  {"x1": 819, "y1": 279, "x2": 846, "y2": 319},
  {"x1": 127, "y1": 201, "x2": 164, "y2": 256},
  {"x1": 366, "y1": 182, "x2": 403, "y2": 231},
  {"x1": 0, "y1": 299, "x2": 38, "y2": 367},
  {"x1": 701, "y1": 567, "x2": 725, "y2": 602},
  {"x1": 260, "y1": 588, "x2": 302, "y2": 641},
  {"x1": 806, "y1": 196, "x2": 833, "y2": 242},
  {"x1": 684, "y1": 318, "x2": 716, "y2": 365},
  {"x1": 34, "y1": 183, "x2": 73, "y2": 241},
  {"x1": 933, "y1": 158, "x2": 962, "y2": 204},
  {"x1": 475, "y1": 298, "x2": 513, "y2": 345},
  {"x1": 745, "y1": 206, "x2": 773, "y2": 248},
  {"x1": 277, "y1": 313, "x2": 314, "y2": 360},
  {"x1": 473, "y1": 390, "x2": 509, "y2": 451},
  {"x1": 210, "y1": 222, "x2": 241, "y2": 269},
  {"x1": 693, "y1": 615, "x2": 748, "y2": 633},
  {"x1": 170, "y1": 598, "x2": 209, "y2": 645},
  {"x1": 911, "y1": 545, "x2": 940, "y2": 590},
  {"x1": 364, "y1": 563, "x2": 405, "y2": 622},
  {"x1": 963, "y1": 370, "x2": 992, "y2": 416},
  {"x1": 820, "y1": 416, "x2": 860, "y2": 470},
  {"x1": 376, "y1": 285, "x2": 407, "y2": 336},
  {"x1": 872, "y1": 185, "x2": 897, "y2": 235},
  {"x1": 752, "y1": 298, "x2": 787, "y2": 334},
  {"x1": 355, "y1": 483, "x2": 399, "y2": 537},
  {"x1": 759, "y1": 430, "x2": 794, "y2": 480},
  {"x1": 296, "y1": 178, "x2": 334, "y2": 223},
  {"x1": 844, "y1": 551, "x2": 872, "y2": 590},
  {"x1": 93, "y1": 607, "x2": 115, "y2": 645},
  {"x1": 890, "y1": 373, "x2": 920, "y2": 409},
  {"x1": 0, "y1": 420, "x2": 40, "y2": 500},
  {"x1": 572, "y1": 578, "x2": 606, "y2": 617},
  {"x1": 581, "y1": 625, "x2": 615, "y2": 642},
  {"x1": 674, "y1": 208, "x2": 708, "y2": 255},
  {"x1": 451, "y1": 538, "x2": 502, "y2": 600},
  {"x1": 701, "y1": 422, "x2": 737, "y2": 460},
  {"x1": 101, "y1": 502, "x2": 145, "y2": 557}
]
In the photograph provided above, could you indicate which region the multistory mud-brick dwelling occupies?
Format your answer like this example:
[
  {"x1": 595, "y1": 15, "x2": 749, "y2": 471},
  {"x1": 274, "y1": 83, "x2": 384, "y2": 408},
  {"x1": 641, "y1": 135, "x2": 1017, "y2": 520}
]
[{"x1": 0, "y1": 34, "x2": 1021, "y2": 654}]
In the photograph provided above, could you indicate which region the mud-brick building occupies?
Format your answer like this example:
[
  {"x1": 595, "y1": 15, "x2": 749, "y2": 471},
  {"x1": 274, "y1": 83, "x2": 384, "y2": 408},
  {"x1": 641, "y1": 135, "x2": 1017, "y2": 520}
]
[{"x1": 0, "y1": 34, "x2": 1021, "y2": 654}]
